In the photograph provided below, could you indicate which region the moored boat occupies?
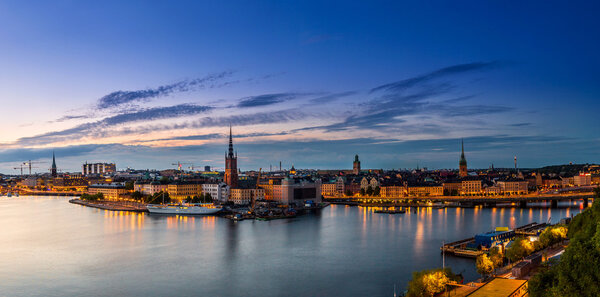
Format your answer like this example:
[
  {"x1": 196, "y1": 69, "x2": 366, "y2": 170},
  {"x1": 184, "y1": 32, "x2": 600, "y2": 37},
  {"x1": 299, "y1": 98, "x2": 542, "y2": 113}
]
[{"x1": 147, "y1": 203, "x2": 222, "y2": 215}]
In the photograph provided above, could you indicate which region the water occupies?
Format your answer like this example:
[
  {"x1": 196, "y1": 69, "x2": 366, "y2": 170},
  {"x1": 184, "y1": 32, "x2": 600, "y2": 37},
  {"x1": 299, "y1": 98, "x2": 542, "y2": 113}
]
[{"x1": 0, "y1": 197, "x2": 586, "y2": 297}]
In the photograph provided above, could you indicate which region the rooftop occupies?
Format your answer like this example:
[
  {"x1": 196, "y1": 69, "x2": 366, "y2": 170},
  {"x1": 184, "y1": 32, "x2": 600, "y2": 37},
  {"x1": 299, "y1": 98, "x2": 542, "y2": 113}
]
[{"x1": 466, "y1": 278, "x2": 527, "y2": 297}]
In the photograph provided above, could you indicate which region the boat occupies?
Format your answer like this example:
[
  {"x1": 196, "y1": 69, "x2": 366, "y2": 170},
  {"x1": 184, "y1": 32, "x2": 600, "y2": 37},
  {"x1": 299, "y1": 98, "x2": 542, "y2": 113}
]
[
  {"x1": 147, "y1": 203, "x2": 222, "y2": 215},
  {"x1": 374, "y1": 208, "x2": 406, "y2": 214}
]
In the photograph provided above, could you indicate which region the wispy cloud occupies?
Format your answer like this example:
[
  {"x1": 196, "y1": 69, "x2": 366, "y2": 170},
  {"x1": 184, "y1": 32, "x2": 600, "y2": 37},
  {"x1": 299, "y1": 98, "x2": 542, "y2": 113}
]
[
  {"x1": 236, "y1": 93, "x2": 310, "y2": 108},
  {"x1": 97, "y1": 71, "x2": 234, "y2": 109}
]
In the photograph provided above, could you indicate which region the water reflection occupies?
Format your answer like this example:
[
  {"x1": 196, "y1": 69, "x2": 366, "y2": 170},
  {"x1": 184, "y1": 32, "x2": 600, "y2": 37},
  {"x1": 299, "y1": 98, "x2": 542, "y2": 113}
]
[{"x1": 0, "y1": 196, "x2": 592, "y2": 297}]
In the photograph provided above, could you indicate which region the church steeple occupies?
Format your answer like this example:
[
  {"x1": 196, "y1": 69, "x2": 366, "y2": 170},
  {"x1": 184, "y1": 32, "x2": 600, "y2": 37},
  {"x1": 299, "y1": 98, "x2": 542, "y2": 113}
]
[
  {"x1": 228, "y1": 124, "x2": 234, "y2": 158},
  {"x1": 459, "y1": 139, "x2": 468, "y2": 177},
  {"x1": 51, "y1": 151, "x2": 58, "y2": 177}
]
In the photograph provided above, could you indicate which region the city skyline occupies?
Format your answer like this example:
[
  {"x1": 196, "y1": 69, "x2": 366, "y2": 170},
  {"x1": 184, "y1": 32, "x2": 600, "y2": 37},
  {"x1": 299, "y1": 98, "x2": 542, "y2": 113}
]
[{"x1": 1, "y1": 1, "x2": 599, "y2": 172}]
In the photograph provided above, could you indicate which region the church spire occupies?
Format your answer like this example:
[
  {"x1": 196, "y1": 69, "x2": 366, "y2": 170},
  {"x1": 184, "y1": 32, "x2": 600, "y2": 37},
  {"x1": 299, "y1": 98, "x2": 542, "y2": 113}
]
[
  {"x1": 51, "y1": 151, "x2": 58, "y2": 177},
  {"x1": 228, "y1": 124, "x2": 234, "y2": 158}
]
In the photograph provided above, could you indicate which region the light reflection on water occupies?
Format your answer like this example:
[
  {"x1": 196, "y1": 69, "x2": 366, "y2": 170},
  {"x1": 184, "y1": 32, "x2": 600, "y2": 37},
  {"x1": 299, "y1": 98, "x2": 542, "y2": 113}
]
[{"x1": 0, "y1": 196, "x2": 590, "y2": 297}]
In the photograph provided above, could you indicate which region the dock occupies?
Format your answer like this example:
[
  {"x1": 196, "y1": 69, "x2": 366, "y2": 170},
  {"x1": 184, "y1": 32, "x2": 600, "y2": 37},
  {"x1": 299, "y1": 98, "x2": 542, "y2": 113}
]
[
  {"x1": 441, "y1": 222, "x2": 547, "y2": 258},
  {"x1": 69, "y1": 199, "x2": 148, "y2": 212}
]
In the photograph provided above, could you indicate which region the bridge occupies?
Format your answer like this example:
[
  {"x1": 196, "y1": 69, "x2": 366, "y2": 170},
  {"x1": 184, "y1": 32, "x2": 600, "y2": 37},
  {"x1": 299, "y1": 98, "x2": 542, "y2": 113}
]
[{"x1": 325, "y1": 192, "x2": 596, "y2": 208}]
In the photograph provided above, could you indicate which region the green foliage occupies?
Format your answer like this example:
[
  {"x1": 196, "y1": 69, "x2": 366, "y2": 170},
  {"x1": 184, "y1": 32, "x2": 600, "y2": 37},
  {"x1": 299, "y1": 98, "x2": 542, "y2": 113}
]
[
  {"x1": 131, "y1": 191, "x2": 143, "y2": 201},
  {"x1": 124, "y1": 181, "x2": 134, "y2": 190},
  {"x1": 538, "y1": 225, "x2": 568, "y2": 249},
  {"x1": 366, "y1": 186, "x2": 373, "y2": 196},
  {"x1": 406, "y1": 268, "x2": 457, "y2": 297},
  {"x1": 529, "y1": 196, "x2": 600, "y2": 296},
  {"x1": 345, "y1": 189, "x2": 353, "y2": 196},
  {"x1": 476, "y1": 254, "x2": 494, "y2": 277},
  {"x1": 506, "y1": 237, "x2": 535, "y2": 262},
  {"x1": 81, "y1": 193, "x2": 103, "y2": 201},
  {"x1": 359, "y1": 188, "x2": 365, "y2": 196},
  {"x1": 489, "y1": 246, "x2": 504, "y2": 268},
  {"x1": 374, "y1": 186, "x2": 380, "y2": 196}
]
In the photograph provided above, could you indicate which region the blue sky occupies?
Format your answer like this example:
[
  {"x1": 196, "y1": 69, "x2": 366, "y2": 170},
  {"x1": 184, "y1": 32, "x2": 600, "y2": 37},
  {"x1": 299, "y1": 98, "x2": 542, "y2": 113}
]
[{"x1": 0, "y1": 1, "x2": 598, "y2": 173}]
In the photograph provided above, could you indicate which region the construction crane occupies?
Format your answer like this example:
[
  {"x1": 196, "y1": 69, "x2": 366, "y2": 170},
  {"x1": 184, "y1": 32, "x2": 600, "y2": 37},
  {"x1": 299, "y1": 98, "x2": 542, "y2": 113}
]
[
  {"x1": 23, "y1": 160, "x2": 46, "y2": 175},
  {"x1": 13, "y1": 164, "x2": 26, "y2": 176},
  {"x1": 171, "y1": 161, "x2": 192, "y2": 171}
]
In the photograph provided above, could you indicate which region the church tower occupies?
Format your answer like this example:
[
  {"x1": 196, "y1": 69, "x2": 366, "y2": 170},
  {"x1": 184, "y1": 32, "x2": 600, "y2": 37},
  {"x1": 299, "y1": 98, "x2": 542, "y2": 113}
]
[
  {"x1": 353, "y1": 154, "x2": 361, "y2": 175},
  {"x1": 51, "y1": 151, "x2": 58, "y2": 178},
  {"x1": 459, "y1": 139, "x2": 468, "y2": 177},
  {"x1": 224, "y1": 125, "x2": 238, "y2": 188}
]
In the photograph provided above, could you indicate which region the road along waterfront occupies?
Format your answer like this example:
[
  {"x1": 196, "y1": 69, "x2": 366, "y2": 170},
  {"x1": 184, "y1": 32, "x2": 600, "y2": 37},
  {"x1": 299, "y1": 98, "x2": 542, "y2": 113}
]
[{"x1": 0, "y1": 196, "x2": 588, "y2": 297}]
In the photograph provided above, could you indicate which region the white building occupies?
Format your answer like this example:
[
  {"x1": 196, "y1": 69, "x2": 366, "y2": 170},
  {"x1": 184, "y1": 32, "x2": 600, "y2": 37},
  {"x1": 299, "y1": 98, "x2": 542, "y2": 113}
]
[
  {"x1": 573, "y1": 173, "x2": 591, "y2": 186},
  {"x1": 202, "y1": 183, "x2": 230, "y2": 202}
]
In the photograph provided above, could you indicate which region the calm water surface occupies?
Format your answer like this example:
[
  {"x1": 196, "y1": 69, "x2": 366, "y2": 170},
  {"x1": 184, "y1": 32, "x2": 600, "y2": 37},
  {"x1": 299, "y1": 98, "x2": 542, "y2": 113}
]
[{"x1": 0, "y1": 196, "x2": 586, "y2": 297}]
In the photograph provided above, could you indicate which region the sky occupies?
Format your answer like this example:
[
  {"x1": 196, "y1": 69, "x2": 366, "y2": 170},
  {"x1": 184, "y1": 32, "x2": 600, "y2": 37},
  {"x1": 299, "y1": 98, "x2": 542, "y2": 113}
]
[{"x1": 0, "y1": 1, "x2": 599, "y2": 173}]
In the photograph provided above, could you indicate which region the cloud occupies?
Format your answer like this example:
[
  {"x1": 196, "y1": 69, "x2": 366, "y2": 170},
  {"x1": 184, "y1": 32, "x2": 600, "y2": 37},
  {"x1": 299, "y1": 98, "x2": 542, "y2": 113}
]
[
  {"x1": 236, "y1": 93, "x2": 308, "y2": 108},
  {"x1": 308, "y1": 91, "x2": 357, "y2": 103},
  {"x1": 97, "y1": 71, "x2": 233, "y2": 109},
  {"x1": 370, "y1": 61, "x2": 499, "y2": 93},
  {"x1": 14, "y1": 104, "x2": 213, "y2": 146}
]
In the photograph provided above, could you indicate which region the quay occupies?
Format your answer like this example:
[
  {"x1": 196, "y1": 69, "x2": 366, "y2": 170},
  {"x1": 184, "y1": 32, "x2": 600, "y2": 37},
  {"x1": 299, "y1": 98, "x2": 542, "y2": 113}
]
[
  {"x1": 69, "y1": 199, "x2": 148, "y2": 212},
  {"x1": 441, "y1": 222, "x2": 548, "y2": 258}
]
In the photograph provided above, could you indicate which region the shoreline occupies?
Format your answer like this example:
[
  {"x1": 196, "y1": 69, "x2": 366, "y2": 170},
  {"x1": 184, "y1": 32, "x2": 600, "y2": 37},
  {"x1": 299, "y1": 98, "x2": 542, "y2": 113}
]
[{"x1": 69, "y1": 199, "x2": 148, "y2": 212}]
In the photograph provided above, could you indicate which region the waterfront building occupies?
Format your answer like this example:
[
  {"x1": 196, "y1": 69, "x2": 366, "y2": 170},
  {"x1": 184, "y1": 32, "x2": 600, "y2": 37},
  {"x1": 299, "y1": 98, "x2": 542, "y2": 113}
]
[
  {"x1": 443, "y1": 181, "x2": 462, "y2": 196},
  {"x1": 202, "y1": 183, "x2": 229, "y2": 202},
  {"x1": 381, "y1": 185, "x2": 406, "y2": 197},
  {"x1": 407, "y1": 185, "x2": 443, "y2": 196},
  {"x1": 335, "y1": 176, "x2": 345, "y2": 194},
  {"x1": 353, "y1": 154, "x2": 361, "y2": 175},
  {"x1": 229, "y1": 188, "x2": 264, "y2": 205},
  {"x1": 224, "y1": 126, "x2": 239, "y2": 189},
  {"x1": 360, "y1": 177, "x2": 379, "y2": 190},
  {"x1": 271, "y1": 178, "x2": 322, "y2": 206},
  {"x1": 497, "y1": 179, "x2": 528, "y2": 195},
  {"x1": 134, "y1": 181, "x2": 167, "y2": 196},
  {"x1": 82, "y1": 162, "x2": 116, "y2": 176},
  {"x1": 459, "y1": 139, "x2": 468, "y2": 177},
  {"x1": 573, "y1": 173, "x2": 592, "y2": 186},
  {"x1": 461, "y1": 179, "x2": 482, "y2": 195},
  {"x1": 88, "y1": 184, "x2": 127, "y2": 200},
  {"x1": 51, "y1": 152, "x2": 57, "y2": 178},
  {"x1": 320, "y1": 182, "x2": 337, "y2": 197},
  {"x1": 167, "y1": 183, "x2": 202, "y2": 201}
]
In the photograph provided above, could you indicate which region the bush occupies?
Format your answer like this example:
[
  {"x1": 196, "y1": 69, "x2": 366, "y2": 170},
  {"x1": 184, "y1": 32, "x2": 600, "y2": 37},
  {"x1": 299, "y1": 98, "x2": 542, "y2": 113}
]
[{"x1": 406, "y1": 268, "x2": 458, "y2": 297}]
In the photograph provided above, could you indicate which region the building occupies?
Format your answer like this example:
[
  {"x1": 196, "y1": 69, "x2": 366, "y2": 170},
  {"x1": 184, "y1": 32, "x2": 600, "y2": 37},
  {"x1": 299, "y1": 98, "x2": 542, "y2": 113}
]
[
  {"x1": 459, "y1": 139, "x2": 468, "y2": 177},
  {"x1": 321, "y1": 182, "x2": 337, "y2": 197},
  {"x1": 573, "y1": 173, "x2": 592, "y2": 186},
  {"x1": 353, "y1": 154, "x2": 361, "y2": 175},
  {"x1": 167, "y1": 183, "x2": 202, "y2": 201},
  {"x1": 497, "y1": 180, "x2": 528, "y2": 195},
  {"x1": 229, "y1": 188, "x2": 264, "y2": 205},
  {"x1": 360, "y1": 177, "x2": 379, "y2": 190},
  {"x1": 272, "y1": 178, "x2": 322, "y2": 206},
  {"x1": 202, "y1": 183, "x2": 229, "y2": 202},
  {"x1": 82, "y1": 162, "x2": 116, "y2": 176},
  {"x1": 443, "y1": 181, "x2": 462, "y2": 196},
  {"x1": 51, "y1": 152, "x2": 57, "y2": 178},
  {"x1": 134, "y1": 181, "x2": 167, "y2": 196},
  {"x1": 224, "y1": 126, "x2": 239, "y2": 188},
  {"x1": 461, "y1": 179, "x2": 482, "y2": 195},
  {"x1": 466, "y1": 278, "x2": 528, "y2": 297},
  {"x1": 407, "y1": 185, "x2": 443, "y2": 196},
  {"x1": 381, "y1": 186, "x2": 405, "y2": 197},
  {"x1": 52, "y1": 177, "x2": 88, "y2": 191},
  {"x1": 88, "y1": 184, "x2": 127, "y2": 200}
]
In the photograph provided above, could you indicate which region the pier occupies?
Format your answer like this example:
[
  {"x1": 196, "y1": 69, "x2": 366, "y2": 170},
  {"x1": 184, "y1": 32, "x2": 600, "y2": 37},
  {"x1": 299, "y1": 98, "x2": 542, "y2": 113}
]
[
  {"x1": 69, "y1": 199, "x2": 148, "y2": 212},
  {"x1": 441, "y1": 222, "x2": 546, "y2": 258}
]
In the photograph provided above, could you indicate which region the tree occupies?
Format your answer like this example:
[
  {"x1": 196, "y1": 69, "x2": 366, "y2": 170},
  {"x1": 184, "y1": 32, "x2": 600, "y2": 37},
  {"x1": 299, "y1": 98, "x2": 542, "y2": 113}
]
[
  {"x1": 489, "y1": 246, "x2": 504, "y2": 269},
  {"x1": 204, "y1": 193, "x2": 213, "y2": 203},
  {"x1": 131, "y1": 191, "x2": 143, "y2": 201},
  {"x1": 366, "y1": 186, "x2": 373, "y2": 196},
  {"x1": 374, "y1": 186, "x2": 380, "y2": 196},
  {"x1": 124, "y1": 180, "x2": 134, "y2": 190},
  {"x1": 345, "y1": 189, "x2": 353, "y2": 197},
  {"x1": 476, "y1": 254, "x2": 494, "y2": 278},
  {"x1": 506, "y1": 237, "x2": 535, "y2": 262},
  {"x1": 538, "y1": 225, "x2": 568, "y2": 249},
  {"x1": 359, "y1": 188, "x2": 366, "y2": 196},
  {"x1": 406, "y1": 268, "x2": 455, "y2": 297}
]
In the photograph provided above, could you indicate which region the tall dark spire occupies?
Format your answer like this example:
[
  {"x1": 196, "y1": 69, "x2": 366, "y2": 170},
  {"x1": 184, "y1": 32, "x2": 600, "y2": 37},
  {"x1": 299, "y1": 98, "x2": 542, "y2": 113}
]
[
  {"x1": 51, "y1": 151, "x2": 57, "y2": 177},
  {"x1": 228, "y1": 124, "x2": 234, "y2": 158}
]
